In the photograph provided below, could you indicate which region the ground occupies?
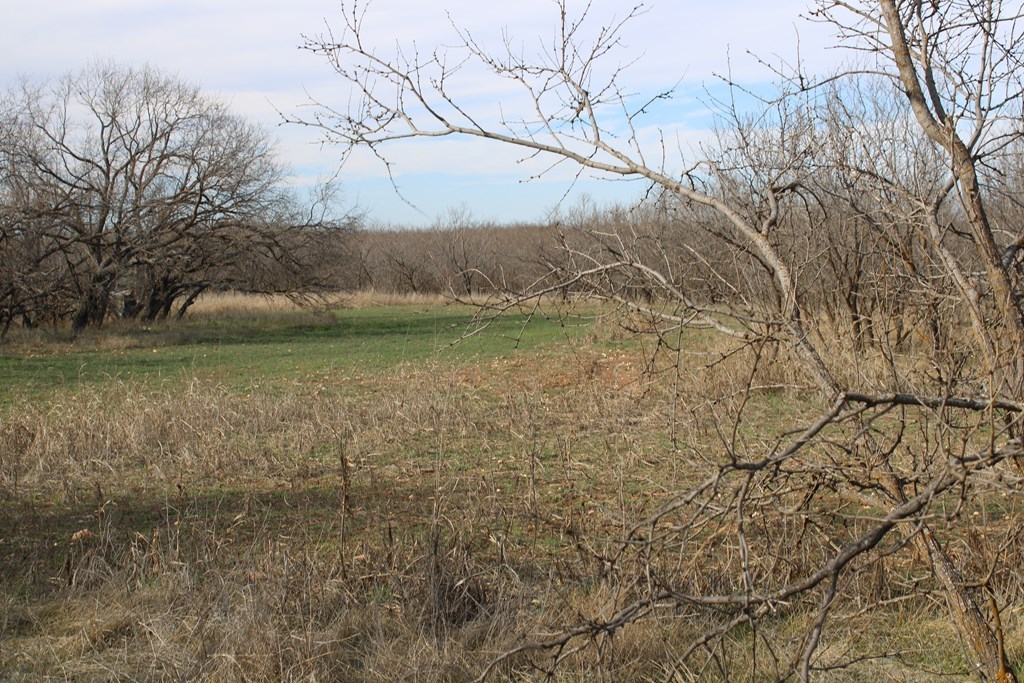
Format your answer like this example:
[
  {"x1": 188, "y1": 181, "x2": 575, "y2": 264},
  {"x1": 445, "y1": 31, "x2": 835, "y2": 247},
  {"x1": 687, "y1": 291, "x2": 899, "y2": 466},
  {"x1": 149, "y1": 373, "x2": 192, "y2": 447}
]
[{"x1": 0, "y1": 295, "x2": 1016, "y2": 680}]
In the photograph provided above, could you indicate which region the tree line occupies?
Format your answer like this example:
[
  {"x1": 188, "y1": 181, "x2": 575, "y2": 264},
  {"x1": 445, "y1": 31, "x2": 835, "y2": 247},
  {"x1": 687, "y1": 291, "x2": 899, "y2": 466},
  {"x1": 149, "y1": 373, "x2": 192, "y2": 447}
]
[{"x1": 8, "y1": 62, "x2": 1013, "y2": 354}]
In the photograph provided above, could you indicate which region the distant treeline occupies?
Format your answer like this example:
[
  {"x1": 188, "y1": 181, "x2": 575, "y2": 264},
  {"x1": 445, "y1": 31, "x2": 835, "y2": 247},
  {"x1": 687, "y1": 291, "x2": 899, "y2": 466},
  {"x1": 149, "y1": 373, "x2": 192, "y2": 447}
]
[{"x1": 9, "y1": 182, "x2": 1024, "y2": 348}]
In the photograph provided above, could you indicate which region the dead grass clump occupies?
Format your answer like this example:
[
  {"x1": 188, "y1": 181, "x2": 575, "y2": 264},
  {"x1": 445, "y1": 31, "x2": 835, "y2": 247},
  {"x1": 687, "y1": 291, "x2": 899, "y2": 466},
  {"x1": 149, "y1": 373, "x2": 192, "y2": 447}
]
[
  {"x1": 183, "y1": 291, "x2": 348, "y2": 319},
  {"x1": 339, "y1": 288, "x2": 450, "y2": 309},
  {"x1": 1, "y1": 497, "x2": 543, "y2": 681},
  {"x1": 0, "y1": 421, "x2": 33, "y2": 496},
  {"x1": 6, "y1": 378, "x2": 354, "y2": 498}
]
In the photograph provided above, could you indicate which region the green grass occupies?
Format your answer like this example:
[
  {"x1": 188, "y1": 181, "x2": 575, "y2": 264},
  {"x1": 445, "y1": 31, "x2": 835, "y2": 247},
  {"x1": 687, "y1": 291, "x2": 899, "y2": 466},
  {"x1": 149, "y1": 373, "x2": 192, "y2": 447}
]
[{"x1": 0, "y1": 304, "x2": 582, "y2": 404}]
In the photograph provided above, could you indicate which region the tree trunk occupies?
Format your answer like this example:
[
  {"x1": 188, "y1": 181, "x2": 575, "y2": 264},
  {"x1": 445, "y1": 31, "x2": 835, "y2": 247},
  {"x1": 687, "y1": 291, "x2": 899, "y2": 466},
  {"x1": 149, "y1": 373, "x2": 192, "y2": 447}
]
[
  {"x1": 175, "y1": 285, "x2": 207, "y2": 320},
  {"x1": 878, "y1": 455, "x2": 1015, "y2": 682},
  {"x1": 925, "y1": 528, "x2": 1016, "y2": 683},
  {"x1": 71, "y1": 281, "x2": 111, "y2": 332}
]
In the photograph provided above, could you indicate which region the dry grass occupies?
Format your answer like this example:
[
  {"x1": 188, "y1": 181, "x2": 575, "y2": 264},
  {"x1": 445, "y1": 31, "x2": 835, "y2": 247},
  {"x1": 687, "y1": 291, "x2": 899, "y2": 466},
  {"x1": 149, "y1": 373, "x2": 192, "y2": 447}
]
[
  {"x1": 2, "y1": 297, "x2": 1022, "y2": 680},
  {"x1": 337, "y1": 288, "x2": 450, "y2": 309},
  {"x1": 185, "y1": 291, "x2": 325, "y2": 318},
  {"x1": 0, "y1": 353, "x2": 658, "y2": 679},
  {"x1": 182, "y1": 289, "x2": 449, "y2": 320}
]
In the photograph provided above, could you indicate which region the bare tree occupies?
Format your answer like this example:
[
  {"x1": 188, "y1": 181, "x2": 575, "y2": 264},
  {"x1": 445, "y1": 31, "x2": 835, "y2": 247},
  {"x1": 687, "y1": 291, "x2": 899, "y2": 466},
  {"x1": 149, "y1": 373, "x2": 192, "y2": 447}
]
[
  {"x1": 813, "y1": 0, "x2": 1024, "y2": 403},
  {"x1": 0, "y1": 63, "x2": 347, "y2": 331},
  {"x1": 434, "y1": 204, "x2": 489, "y2": 296},
  {"x1": 298, "y1": 2, "x2": 1024, "y2": 680}
]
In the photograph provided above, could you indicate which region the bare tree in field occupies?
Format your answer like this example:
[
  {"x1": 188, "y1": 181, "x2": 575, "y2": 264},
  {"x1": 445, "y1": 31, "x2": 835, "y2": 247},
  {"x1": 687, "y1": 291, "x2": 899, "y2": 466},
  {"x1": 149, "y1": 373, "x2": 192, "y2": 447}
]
[
  {"x1": 0, "y1": 63, "x2": 346, "y2": 331},
  {"x1": 298, "y1": 1, "x2": 1024, "y2": 680},
  {"x1": 434, "y1": 204, "x2": 488, "y2": 296}
]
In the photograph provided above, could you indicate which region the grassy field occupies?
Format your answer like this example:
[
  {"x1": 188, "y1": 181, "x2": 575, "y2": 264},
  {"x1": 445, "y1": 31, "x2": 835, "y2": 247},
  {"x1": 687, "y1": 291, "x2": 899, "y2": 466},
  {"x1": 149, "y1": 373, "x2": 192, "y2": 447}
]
[
  {"x1": 0, "y1": 297, "x2": 1019, "y2": 680},
  {"x1": 0, "y1": 301, "x2": 578, "y2": 400}
]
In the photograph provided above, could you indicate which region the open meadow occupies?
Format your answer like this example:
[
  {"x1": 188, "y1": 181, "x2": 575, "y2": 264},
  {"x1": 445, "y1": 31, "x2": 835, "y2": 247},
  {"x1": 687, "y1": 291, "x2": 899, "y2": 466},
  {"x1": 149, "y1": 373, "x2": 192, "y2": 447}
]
[{"x1": 1, "y1": 295, "x2": 1022, "y2": 681}]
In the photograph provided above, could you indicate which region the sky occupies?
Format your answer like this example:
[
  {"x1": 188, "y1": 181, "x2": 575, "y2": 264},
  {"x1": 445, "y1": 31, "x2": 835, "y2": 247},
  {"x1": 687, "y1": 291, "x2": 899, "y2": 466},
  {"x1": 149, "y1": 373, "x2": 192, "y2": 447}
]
[{"x1": 1, "y1": 1, "x2": 842, "y2": 227}]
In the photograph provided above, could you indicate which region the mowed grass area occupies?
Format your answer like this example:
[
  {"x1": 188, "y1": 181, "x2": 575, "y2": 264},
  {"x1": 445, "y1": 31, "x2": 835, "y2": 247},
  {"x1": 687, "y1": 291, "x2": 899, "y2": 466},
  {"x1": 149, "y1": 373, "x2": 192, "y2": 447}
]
[{"x1": 0, "y1": 298, "x2": 1019, "y2": 680}]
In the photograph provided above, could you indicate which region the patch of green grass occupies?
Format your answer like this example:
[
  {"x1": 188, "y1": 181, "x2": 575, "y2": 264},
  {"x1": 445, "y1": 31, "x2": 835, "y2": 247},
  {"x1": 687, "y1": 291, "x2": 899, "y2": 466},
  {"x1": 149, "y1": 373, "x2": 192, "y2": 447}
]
[{"x1": 0, "y1": 305, "x2": 581, "y2": 405}]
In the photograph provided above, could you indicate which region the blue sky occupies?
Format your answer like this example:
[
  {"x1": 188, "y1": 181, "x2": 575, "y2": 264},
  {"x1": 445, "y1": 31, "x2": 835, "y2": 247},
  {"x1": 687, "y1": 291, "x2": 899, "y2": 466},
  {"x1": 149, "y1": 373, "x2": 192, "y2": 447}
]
[{"x1": 2, "y1": 1, "x2": 840, "y2": 226}]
